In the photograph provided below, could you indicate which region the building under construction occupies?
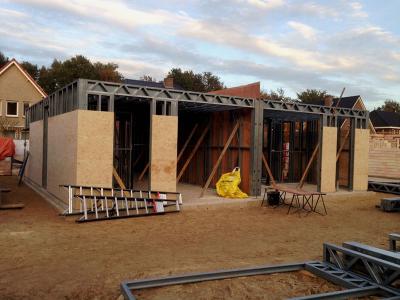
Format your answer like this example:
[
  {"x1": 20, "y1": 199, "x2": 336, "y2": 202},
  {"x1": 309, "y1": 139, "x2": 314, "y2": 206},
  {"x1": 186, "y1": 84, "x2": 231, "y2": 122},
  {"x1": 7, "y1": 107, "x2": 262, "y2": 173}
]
[{"x1": 24, "y1": 78, "x2": 370, "y2": 208}]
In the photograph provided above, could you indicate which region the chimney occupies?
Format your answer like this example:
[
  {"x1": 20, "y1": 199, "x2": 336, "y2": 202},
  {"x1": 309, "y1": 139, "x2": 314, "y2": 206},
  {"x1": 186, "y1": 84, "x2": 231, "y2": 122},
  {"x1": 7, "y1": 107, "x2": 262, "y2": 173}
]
[
  {"x1": 163, "y1": 76, "x2": 174, "y2": 89},
  {"x1": 324, "y1": 95, "x2": 333, "y2": 107}
]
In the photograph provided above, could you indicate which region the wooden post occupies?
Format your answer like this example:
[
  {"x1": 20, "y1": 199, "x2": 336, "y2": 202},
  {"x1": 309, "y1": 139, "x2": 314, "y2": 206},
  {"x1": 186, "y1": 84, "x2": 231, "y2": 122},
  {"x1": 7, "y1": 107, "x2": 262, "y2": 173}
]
[
  {"x1": 200, "y1": 121, "x2": 240, "y2": 197},
  {"x1": 177, "y1": 123, "x2": 198, "y2": 163},
  {"x1": 261, "y1": 153, "x2": 276, "y2": 187},
  {"x1": 138, "y1": 162, "x2": 149, "y2": 181},
  {"x1": 177, "y1": 123, "x2": 211, "y2": 182},
  {"x1": 113, "y1": 167, "x2": 127, "y2": 190},
  {"x1": 297, "y1": 144, "x2": 319, "y2": 189}
]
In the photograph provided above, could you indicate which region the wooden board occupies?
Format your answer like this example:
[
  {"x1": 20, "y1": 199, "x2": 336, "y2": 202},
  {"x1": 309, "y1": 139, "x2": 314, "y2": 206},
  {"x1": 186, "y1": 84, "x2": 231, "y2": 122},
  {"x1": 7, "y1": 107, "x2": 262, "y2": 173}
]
[
  {"x1": 320, "y1": 126, "x2": 337, "y2": 193},
  {"x1": 150, "y1": 115, "x2": 178, "y2": 192}
]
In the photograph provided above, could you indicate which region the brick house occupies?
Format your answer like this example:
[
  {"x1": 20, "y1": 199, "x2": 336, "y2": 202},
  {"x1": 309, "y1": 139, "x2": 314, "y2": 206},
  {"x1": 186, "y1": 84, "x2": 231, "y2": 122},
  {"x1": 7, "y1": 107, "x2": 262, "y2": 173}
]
[{"x1": 0, "y1": 59, "x2": 47, "y2": 139}]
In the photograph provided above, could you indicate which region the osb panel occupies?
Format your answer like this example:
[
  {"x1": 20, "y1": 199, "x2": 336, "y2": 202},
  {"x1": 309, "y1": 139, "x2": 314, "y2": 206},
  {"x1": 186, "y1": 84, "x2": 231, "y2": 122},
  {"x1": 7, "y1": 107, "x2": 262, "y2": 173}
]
[
  {"x1": 151, "y1": 115, "x2": 178, "y2": 192},
  {"x1": 25, "y1": 120, "x2": 43, "y2": 186},
  {"x1": 353, "y1": 129, "x2": 369, "y2": 190},
  {"x1": 76, "y1": 110, "x2": 114, "y2": 187},
  {"x1": 47, "y1": 111, "x2": 78, "y2": 204},
  {"x1": 320, "y1": 127, "x2": 337, "y2": 193}
]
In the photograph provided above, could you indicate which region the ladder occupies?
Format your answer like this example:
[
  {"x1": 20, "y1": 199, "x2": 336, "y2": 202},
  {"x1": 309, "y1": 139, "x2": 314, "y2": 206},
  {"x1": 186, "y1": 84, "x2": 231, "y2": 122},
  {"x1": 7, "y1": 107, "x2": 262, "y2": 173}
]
[{"x1": 60, "y1": 185, "x2": 182, "y2": 222}]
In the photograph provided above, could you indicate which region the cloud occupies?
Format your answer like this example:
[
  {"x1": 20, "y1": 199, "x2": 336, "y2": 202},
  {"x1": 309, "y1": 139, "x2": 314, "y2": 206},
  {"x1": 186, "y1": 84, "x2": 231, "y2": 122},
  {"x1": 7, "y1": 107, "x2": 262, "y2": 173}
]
[
  {"x1": 244, "y1": 0, "x2": 285, "y2": 10},
  {"x1": 349, "y1": 1, "x2": 368, "y2": 18},
  {"x1": 287, "y1": 21, "x2": 317, "y2": 40},
  {"x1": 12, "y1": 0, "x2": 191, "y2": 31}
]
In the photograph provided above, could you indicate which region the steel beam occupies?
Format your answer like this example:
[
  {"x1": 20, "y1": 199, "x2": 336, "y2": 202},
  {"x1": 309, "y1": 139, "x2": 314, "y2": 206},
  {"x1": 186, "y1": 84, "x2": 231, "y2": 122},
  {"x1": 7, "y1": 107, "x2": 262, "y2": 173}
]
[
  {"x1": 368, "y1": 181, "x2": 400, "y2": 195},
  {"x1": 343, "y1": 241, "x2": 400, "y2": 265},
  {"x1": 262, "y1": 100, "x2": 368, "y2": 119},
  {"x1": 121, "y1": 263, "x2": 305, "y2": 300}
]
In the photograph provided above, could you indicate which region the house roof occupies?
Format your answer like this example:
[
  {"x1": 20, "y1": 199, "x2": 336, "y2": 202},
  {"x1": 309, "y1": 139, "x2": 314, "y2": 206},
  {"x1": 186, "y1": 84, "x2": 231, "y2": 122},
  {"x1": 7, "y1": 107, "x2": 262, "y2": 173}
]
[
  {"x1": 123, "y1": 78, "x2": 184, "y2": 90},
  {"x1": 370, "y1": 110, "x2": 400, "y2": 128},
  {"x1": 332, "y1": 95, "x2": 361, "y2": 109},
  {"x1": 315, "y1": 95, "x2": 361, "y2": 108},
  {"x1": 0, "y1": 59, "x2": 47, "y2": 97}
]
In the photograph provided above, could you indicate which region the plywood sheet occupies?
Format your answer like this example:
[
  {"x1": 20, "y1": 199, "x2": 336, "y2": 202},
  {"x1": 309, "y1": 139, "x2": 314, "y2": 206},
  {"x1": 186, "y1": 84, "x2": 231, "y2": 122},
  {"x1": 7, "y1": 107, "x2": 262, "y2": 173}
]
[
  {"x1": 76, "y1": 110, "x2": 114, "y2": 187},
  {"x1": 320, "y1": 126, "x2": 337, "y2": 193},
  {"x1": 47, "y1": 111, "x2": 78, "y2": 204},
  {"x1": 353, "y1": 128, "x2": 369, "y2": 190},
  {"x1": 26, "y1": 120, "x2": 43, "y2": 186},
  {"x1": 150, "y1": 115, "x2": 178, "y2": 192}
]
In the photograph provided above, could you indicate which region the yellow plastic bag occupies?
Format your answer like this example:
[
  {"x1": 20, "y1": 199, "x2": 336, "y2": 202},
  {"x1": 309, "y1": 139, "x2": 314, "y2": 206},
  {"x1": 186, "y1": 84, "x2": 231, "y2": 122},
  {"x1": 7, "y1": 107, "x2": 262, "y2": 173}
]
[{"x1": 216, "y1": 167, "x2": 248, "y2": 198}]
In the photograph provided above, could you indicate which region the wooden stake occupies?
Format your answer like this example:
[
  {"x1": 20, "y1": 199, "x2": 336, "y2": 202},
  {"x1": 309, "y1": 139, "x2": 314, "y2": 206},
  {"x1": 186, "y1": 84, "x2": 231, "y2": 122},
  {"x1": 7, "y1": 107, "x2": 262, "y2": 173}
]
[
  {"x1": 177, "y1": 123, "x2": 211, "y2": 182},
  {"x1": 200, "y1": 121, "x2": 240, "y2": 197},
  {"x1": 113, "y1": 167, "x2": 127, "y2": 189},
  {"x1": 297, "y1": 144, "x2": 319, "y2": 189},
  {"x1": 138, "y1": 162, "x2": 149, "y2": 181},
  {"x1": 177, "y1": 123, "x2": 198, "y2": 163},
  {"x1": 262, "y1": 153, "x2": 276, "y2": 187},
  {"x1": 336, "y1": 130, "x2": 350, "y2": 161}
]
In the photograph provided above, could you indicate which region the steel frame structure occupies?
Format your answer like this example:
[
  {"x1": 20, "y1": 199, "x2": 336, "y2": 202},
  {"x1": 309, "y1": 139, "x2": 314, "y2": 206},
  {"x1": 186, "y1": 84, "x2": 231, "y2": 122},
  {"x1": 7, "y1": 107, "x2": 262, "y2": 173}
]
[
  {"x1": 120, "y1": 241, "x2": 400, "y2": 299},
  {"x1": 26, "y1": 78, "x2": 369, "y2": 196},
  {"x1": 369, "y1": 181, "x2": 400, "y2": 195},
  {"x1": 120, "y1": 262, "x2": 398, "y2": 300}
]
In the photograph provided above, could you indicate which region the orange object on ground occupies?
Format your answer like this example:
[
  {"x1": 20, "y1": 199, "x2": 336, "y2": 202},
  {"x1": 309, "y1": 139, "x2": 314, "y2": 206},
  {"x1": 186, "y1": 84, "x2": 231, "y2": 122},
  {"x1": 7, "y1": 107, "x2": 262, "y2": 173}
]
[{"x1": 0, "y1": 138, "x2": 15, "y2": 161}]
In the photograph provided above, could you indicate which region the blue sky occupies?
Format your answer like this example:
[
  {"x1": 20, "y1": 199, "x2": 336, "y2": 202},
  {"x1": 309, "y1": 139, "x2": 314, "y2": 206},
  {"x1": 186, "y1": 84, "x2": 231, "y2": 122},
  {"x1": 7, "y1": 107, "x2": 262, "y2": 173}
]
[{"x1": 0, "y1": 0, "x2": 399, "y2": 108}]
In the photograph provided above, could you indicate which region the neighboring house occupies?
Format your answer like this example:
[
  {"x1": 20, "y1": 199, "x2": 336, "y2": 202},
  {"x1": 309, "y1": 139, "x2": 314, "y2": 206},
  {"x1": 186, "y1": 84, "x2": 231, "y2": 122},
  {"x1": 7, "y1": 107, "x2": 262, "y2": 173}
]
[
  {"x1": 0, "y1": 59, "x2": 46, "y2": 139},
  {"x1": 369, "y1": 110, "x2": 400, "y2": 179},
  {"x1": 370, "y1": 110, "x2": 400, "y2": 135}
]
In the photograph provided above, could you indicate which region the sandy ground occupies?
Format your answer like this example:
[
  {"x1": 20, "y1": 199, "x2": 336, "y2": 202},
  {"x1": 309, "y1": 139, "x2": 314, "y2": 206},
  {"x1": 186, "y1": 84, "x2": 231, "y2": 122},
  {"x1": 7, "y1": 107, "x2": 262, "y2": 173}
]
[{"x1": 0, "y1": 176, "x2": 399, "y2": 299}]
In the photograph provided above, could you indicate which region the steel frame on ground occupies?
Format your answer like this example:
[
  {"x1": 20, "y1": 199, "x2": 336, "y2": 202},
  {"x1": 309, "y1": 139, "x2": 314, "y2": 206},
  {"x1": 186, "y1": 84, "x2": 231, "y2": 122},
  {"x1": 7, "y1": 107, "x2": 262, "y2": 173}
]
[
  {"x1": 120, "y1": 260, "x2": 398, "y2": 300},
  {"x1": 368, "y1": 181, "x2": 400, "y2": 195}
]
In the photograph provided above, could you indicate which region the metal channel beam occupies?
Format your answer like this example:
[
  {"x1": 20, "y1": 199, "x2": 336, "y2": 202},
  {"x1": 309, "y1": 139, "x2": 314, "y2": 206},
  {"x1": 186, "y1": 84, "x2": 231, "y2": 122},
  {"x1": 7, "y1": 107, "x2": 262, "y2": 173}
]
[
  {"x1": 86, "y1": 80, "x2": 254, "y2": 108},
  {"x1": 368, "y1": 181, "x2": 400, "y2": 195},
  {"x1": 323, "y1": 243, "x2": 400, "y2": 288},
  {"x1": 305, "y1": 261, "x2": 373, "y2": 289},
  {"x1": 343, "y1": 241, "x2": 400, "y2": 265},
  {"x1": 121, "y1": 263, "x2": 305, "y2": 300},
  {"x1": 289, "y1": 286, "x2": 381, "y2": 300},
  {"x1": 263, "y1": 100, "x2": 368, "y2": 119}
]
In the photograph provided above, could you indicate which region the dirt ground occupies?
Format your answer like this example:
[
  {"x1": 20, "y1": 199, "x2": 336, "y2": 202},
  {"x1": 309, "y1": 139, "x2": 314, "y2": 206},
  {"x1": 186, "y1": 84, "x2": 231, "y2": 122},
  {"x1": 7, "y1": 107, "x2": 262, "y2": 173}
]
[{"x1": 0, "y1": 176, "x2": 399, "y2": 300}]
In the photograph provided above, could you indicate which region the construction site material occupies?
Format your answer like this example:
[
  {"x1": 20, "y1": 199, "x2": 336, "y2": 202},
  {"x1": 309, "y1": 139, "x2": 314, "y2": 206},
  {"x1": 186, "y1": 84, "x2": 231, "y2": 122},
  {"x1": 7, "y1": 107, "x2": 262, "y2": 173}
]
[
  {"x1": 369, "y1": 181, "x2": 400, "y2": 195},
  {"x1": 61, "y1": 184, "x2": 182, "y2": 222},
  {"x1": 0, "y1": 188, "x2": 24, "y2": 209},
  {"x1": 261, "y1": 153, "x2": 276, "y2": 186},
  {"x1": 297, "y1": 144, "x2": 319, "y2": 189},
  {"x1": 389, "y1": 233, "x2": 400, "y2": 252},
  {"x1": 18, "y1": 151, "x2": 29, "y2": 185},
  {"x1": 200, "y1": 120, "x2": 240, "y2": 197},
  {"x1": 177, "y1": 122, "x2": 211, "y2": 182},
  {"x1": 120, "y1": 239, "x2": 400, "y2": 300},
  {"x1": 262, "y1": 186, "x2": 327, "y2": 216},
  {"x1": 381, "y1": 197, "x2": 400, "y2": 212},
  {"x1": 150, "y1": 115, "x2": 178, "y2": 192},
  {"x1": 113, "y1": 168, "x2": 127, "y2": 189},
  {"x1": 215, "y1": 167, "x2": 248, "y2": 198},
  {"x1": 0, "y1": 137, "x2": 15, "y2": 161}
]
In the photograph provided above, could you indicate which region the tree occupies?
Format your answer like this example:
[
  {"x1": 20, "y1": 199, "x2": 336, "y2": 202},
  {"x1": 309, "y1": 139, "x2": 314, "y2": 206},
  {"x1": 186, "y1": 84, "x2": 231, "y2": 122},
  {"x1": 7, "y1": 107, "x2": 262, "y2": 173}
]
[
  {"x1": 376, "y1": 100, "x2": 400, "y2": 113},
  {"x1": 260, "y1": 88, "x2": 292, "y2": 101},
  {"x1": 0, "y1": 51, "x2": 9, "y2": 68},
  {"x1": 168, "y1": 68, "x2": 224, "y2": 92},
  {"x1": 21, "y1": 61, "x2": 39, "y2": 81},
  {"x1": 297, "y1": 89, "x2": 331, "y2": 104},
  {"x1": 140, "y1": 75, "x2": 157, "y2": 82},
  {"x1": 37, "y1": 55, "x2": 123, "y2": 94}
]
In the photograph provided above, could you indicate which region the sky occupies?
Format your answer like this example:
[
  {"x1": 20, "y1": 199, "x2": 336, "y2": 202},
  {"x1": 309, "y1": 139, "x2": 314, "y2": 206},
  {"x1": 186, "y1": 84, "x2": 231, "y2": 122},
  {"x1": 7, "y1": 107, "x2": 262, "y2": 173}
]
[{"x1": 0, "y1": 0, "x2": 399, "y2": 109}]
